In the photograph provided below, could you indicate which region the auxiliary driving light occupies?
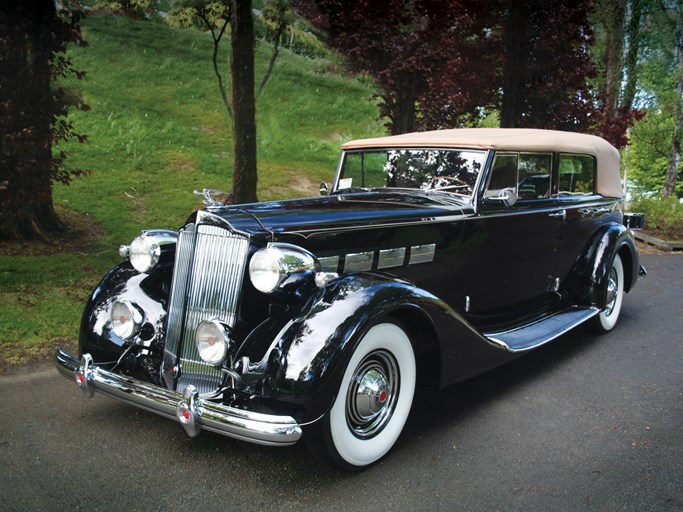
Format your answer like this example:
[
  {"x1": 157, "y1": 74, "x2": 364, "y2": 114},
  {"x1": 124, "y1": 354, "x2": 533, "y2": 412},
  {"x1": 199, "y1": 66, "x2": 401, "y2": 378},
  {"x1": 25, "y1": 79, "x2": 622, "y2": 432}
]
[
  {"x1": 110, "y1": 300, "x2": 144, "y2": 340},
  {"x1": 196, "y1": 319, "x2": 233, "y2": 366}
]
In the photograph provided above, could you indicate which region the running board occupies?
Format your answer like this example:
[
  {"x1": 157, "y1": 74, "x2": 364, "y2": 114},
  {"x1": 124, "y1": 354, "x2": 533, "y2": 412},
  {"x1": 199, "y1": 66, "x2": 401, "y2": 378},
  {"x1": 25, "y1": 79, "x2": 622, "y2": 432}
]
[{"x1": 483, "y1": 306, "x2": 600, "y2": 353}]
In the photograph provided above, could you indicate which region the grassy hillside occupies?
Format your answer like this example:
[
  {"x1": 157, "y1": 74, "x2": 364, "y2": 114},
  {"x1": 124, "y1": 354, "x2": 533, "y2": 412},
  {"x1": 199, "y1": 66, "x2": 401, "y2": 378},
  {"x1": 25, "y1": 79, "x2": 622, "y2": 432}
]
[{"x1": 0, "y1": 14, "x2": 383, "y2": 366}]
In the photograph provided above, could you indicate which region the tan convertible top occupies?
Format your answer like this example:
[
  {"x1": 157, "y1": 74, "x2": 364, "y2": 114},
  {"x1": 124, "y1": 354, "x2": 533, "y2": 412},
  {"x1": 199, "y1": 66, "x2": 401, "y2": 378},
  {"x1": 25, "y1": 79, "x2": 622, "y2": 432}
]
[{"x1": 343, "y1": 128, "x2": 622, "y2": 197}]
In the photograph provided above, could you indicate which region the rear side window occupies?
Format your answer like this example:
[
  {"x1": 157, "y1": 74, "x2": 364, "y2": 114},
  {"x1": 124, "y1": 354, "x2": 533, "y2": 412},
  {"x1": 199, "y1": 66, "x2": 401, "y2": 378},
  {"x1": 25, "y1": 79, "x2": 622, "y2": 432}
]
[
  {"x1": 485, "y1": 152, "x2": 552, "y2": 200},
  {"x1": 558, "y1": 154, "x2": 595, "y2": 196}
]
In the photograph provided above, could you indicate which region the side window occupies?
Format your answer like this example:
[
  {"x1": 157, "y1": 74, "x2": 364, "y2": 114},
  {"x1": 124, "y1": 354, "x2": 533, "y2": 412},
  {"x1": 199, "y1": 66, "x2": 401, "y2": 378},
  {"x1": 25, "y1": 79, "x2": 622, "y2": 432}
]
[
  {"x1": 518, "y1": 153, "x2": 552, "y2": 200},
  {"x1": 484, "y1": 154, "x2": 518, "y2": 198},
  {"x1": 485, "y1": 152, "x2": 552, "y2": 200},
  {"x1": 558, "y1": 154, "x2": 595, "y2": 196}
]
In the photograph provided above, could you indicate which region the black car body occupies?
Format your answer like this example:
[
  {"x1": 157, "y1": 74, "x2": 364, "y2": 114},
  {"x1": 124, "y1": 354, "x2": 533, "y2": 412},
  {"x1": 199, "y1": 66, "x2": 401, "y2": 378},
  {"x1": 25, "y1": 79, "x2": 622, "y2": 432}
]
[{"x1": 56, "y1": 128, "x2": 645, "y2": 469}]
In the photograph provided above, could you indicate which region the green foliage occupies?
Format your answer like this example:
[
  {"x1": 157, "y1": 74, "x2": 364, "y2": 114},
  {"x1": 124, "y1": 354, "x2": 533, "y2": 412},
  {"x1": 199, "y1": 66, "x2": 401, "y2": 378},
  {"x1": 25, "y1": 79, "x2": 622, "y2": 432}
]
[
  {"x1": 167, "y1": 1, "x2": 229, "y2": 29},
  {"x1": 626, "y1": 0, "x2": 683, "y2": 197},
  {"x1": 0, "y1": 14, "x2": 381, "y2": 362},
  {"x1": 627, "y1": 110, "x2": 679, "y2": 195},
  {"x1": 629, "y1": 195, "x2": 683, "y2": 239},
  {"x1": 94, "y1": 0, "x2": 158, "y2": 18}
]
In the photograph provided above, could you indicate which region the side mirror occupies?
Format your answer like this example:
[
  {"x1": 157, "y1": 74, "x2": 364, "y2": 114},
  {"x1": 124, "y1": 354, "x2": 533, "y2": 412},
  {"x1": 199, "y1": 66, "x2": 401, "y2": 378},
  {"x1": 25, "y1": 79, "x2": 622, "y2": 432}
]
[
  {"x1": 319, "y1": 182, "x2": 330, "y2": 196},
  {"x1": 484, "y1": 187, "x2": 518, "y2": 208},
  {"x1": 498, "y1": 187, "x2": 518, "y2": 207}
]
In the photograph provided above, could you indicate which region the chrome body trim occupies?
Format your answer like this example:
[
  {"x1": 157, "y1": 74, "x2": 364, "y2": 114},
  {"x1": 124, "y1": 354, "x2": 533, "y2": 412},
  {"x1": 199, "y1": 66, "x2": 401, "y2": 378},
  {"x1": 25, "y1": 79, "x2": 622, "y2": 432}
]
[
  {"x1": 318, "y1": 255, "x2": 340, "y2": 272},
  {"x1": 56, "y1": 349, "x2": 302, "y2": 446},
  {"x1": 288, "y1": 192, "x2": 616, "y2": 239},
  {"x1": 286, "y1": 213, "x2": 469, "y2": 238},
  {"x1": 378, "y1": 247, "x2": 406, "y2": 269},
  {"x1": 409, "y1": 244, "x2": 436, "y2": 265}
]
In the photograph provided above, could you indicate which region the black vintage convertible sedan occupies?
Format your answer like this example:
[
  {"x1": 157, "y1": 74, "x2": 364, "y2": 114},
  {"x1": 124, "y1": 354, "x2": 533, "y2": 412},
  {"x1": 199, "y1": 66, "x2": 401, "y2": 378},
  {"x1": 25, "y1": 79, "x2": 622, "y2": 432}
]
[{"x1": 56, "y1": 128, "x2": 645, "y2": 469}]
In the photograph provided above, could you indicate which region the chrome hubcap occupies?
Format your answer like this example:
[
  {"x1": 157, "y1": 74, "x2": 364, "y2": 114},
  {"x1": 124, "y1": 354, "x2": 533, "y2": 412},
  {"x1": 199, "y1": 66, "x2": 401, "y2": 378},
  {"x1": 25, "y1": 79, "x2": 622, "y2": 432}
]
[
  {"x1": 604, "y1": 267, "x2": 618, "y2": 317},
  {"x1": 346, "y1": 350, "x2": 399, "y2": 439}
]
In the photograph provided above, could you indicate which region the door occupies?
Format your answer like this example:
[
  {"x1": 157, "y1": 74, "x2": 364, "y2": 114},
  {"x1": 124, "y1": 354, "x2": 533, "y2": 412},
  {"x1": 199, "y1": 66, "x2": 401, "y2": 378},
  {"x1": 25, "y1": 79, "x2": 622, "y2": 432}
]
[{"x1": 461, "y1": 152, "x2": 563, "y2": 314}]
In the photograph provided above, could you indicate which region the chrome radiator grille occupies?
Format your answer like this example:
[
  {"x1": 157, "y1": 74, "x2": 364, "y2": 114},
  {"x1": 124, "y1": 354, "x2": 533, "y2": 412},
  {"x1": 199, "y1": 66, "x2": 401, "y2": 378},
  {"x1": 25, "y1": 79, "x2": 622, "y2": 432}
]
[{"x1": 162, "y1": 221, "x2": 249, "y2": 395}]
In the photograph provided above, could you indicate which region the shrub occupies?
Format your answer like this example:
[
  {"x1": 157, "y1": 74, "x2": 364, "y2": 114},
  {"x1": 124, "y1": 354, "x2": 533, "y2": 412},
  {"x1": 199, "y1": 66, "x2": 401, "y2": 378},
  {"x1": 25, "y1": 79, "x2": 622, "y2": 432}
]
[{"x1": 629, "y1": 196, "x2": 683, "y2": 240}]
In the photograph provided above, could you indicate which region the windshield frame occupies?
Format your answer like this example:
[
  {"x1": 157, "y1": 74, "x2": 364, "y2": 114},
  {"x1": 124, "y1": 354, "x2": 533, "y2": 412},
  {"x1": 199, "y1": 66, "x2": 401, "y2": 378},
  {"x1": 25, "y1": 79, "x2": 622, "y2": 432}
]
[{"x1": 332, "y1": 147, "x2": 489, "y2": 202}]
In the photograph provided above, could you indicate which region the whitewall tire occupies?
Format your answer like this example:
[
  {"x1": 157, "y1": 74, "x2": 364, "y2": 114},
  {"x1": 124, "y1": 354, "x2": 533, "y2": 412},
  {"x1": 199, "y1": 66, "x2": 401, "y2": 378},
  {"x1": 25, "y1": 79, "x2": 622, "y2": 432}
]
[
  {"x1": 592, "y1": 253, "x2": 624, "y2": 333},
  {"x1": 324, "y1": 322, "x2": 416, "y2": 469}
]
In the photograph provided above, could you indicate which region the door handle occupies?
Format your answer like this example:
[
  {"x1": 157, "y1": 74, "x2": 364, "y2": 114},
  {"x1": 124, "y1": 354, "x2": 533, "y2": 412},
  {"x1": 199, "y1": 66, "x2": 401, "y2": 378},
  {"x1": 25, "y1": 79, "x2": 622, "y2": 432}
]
[
  {"x1": 579, "y1": 207, "x2": 611, "y2": 217},
  {"x1": 548, "y1": 209, "x2": 566, "y2": 220}
]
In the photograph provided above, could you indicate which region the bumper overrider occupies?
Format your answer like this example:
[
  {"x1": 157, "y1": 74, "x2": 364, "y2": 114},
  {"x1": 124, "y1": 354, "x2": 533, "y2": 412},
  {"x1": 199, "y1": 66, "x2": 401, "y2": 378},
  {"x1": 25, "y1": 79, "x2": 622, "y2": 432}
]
[{"x1": 54, "y1": 349, "x2": 302, "y2": 446}]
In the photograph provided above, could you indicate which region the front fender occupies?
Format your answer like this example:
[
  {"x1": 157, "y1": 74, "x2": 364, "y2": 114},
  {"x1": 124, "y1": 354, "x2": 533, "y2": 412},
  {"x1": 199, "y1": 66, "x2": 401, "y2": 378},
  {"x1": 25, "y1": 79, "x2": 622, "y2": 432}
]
[
  {"x1": 263, "y1": 273, "x2": 513, "y2": 422},
  {"x1": 78, "y1": 262, "x2": 170, "y2": 364}
]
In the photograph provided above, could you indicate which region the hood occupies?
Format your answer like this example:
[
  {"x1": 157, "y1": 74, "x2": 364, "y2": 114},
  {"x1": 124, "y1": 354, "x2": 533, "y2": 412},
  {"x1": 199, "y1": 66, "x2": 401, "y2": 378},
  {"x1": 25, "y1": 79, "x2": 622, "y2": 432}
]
[{"x1": 192, "y1": 191, "x2": 471, "y2": 237}]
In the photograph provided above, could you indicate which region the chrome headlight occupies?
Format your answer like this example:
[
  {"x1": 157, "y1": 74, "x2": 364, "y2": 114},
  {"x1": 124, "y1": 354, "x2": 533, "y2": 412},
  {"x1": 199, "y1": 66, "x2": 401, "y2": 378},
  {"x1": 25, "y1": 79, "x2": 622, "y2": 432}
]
[
  {"x1": 196, "y1": 319, "x2": 233, "y2": 366},
  {"x1": 120, "y1": 230, "x2": 177, "y2": 274},
  {"x1": 111, "y1": 300, "x2": 144, "y2": 340},
  {"x1": 249, "y1": 243, "x2": 319, "y2": 294},
  {"x1": 129, "y1": 235, "x2": 160, "y2": 273}
]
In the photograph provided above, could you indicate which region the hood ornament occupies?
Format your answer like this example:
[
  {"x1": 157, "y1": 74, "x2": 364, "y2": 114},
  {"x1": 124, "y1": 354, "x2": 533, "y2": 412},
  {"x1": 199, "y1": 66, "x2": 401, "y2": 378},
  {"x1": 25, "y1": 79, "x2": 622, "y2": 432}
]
[{"x1": 194, "y1": 188, "x2": 232, "y2": 207}]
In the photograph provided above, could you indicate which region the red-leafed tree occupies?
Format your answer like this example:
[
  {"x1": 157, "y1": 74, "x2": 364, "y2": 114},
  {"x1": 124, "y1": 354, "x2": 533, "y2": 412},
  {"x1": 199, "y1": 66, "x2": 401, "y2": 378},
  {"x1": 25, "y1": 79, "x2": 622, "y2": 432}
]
[
  {"x1": 498, "y1": 0, "x2": 597, "y2": 131},
  {"x1": 303, "y1": 0, "x2": 637, "y2": 146},
  {"x1": 300, "y1": 0, "x2": 499, "y2": 134}
]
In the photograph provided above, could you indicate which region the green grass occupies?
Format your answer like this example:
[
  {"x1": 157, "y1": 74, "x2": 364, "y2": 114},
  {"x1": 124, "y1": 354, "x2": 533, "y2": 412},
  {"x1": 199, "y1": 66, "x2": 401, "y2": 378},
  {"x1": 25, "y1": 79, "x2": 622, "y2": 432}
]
[{"x1": 0, "y1": 14, "x2": 383, "y2": 366}]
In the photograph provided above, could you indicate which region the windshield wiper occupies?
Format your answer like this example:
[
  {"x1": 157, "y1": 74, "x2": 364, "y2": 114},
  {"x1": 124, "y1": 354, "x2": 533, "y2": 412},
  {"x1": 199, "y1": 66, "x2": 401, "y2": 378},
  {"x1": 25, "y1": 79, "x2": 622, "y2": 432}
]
[{"x1": 422, "y1": 189, "x2": 471, "y2": 206}]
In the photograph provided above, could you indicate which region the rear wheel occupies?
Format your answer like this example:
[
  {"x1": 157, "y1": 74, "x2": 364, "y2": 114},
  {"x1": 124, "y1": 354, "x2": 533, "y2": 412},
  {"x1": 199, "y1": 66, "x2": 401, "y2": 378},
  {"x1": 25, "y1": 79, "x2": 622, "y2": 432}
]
[
  {"x1": 321, "y1": 322, "x2": 416, "y2": 470},
  {"x1": 591, "y1": 253, "x2": 624, "y2": 333}
]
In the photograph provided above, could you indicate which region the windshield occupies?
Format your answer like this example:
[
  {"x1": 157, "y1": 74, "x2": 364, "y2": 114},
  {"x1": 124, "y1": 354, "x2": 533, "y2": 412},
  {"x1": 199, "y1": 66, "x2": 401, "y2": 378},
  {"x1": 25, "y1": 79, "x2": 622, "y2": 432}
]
[{"x1": 336, "y1": 148, "x2": 486, "y2": 198}]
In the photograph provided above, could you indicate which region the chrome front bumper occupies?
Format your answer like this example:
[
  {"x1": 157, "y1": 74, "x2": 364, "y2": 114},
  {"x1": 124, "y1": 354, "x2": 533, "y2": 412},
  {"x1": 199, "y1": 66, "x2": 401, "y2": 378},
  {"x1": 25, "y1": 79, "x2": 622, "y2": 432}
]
[{"x1": 54, "y1": 349, "x2": 302, "y2": 446}]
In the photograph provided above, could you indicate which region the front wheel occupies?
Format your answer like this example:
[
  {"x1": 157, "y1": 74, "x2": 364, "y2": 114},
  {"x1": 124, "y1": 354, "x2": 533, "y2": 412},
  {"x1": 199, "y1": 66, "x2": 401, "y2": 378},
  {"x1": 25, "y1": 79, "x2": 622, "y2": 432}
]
[
  {"x1": 321, "y1": 322, "x2": 416, "y2": 470},
  {"x1": 590, "y1": 253, "x2": 624, "y2": 333}
]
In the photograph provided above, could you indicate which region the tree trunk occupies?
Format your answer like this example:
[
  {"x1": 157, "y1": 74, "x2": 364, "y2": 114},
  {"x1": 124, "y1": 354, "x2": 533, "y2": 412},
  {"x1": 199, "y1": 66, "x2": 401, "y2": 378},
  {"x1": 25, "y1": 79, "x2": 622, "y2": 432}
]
[
  {"x1": 603, "y1": 0, "x2": 626, "y2": 114},
  {"x1": 663, "y1": 31, "x2": 683, "y2": 198},
  {"x1": 230, "y1": 0, "x2": 258, "y2": 204},
  {"x1": 390, "y1": 72, "x2": 417, "y2": 135},
  {"x1": 622, "y1": 0, "x2": 642, "y2": 112},
  {"x1": 0, "y1": 0, "x2": 64, "y2": 240},
  {"x1": 500, "y1": 0, "x2": 528, "y2": 128}
]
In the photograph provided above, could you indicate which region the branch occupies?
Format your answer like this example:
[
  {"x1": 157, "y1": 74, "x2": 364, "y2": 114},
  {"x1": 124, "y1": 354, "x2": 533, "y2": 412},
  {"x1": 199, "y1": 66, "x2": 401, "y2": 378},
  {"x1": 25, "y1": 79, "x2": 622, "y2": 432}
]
[
  {"x1": 257, "y1": 22, "x2": 285, "y2": 97},
  {"x1": 200, "y1": 13, "x2": 233, "y2": 121}
]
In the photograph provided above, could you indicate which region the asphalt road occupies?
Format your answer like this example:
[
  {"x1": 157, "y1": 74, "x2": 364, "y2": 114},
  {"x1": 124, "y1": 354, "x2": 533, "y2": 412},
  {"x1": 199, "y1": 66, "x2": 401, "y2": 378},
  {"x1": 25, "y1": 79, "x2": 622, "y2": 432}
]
[{"x1": 1, "y1": 253, "x2": 681, "y2": 512}]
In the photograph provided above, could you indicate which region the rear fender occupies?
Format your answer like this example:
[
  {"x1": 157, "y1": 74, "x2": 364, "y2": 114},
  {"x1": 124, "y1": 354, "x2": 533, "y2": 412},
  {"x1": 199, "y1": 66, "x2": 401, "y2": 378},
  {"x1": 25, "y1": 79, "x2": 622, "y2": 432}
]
[{"x1": 564, "y1": 223, "x2": 639, "y2": 307}]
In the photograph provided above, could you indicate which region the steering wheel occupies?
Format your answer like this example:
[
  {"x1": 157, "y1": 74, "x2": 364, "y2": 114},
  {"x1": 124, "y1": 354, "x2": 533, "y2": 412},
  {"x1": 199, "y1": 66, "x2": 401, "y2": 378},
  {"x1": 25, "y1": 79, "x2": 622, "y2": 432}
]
[{"x1": 428, "y1": 175, "x2": 470, "y2": 192}]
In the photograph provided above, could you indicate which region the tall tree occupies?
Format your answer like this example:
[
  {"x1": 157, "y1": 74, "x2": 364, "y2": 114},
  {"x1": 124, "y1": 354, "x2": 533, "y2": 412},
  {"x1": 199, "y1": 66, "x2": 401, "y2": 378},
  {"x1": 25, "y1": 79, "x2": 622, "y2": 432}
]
[
  {"x1": 231, "y1": 0, "x2": 257, "y2": 203},
  {"x1": 171, "y1": 0, "x2": 290, "y2": 203},
  {"x1": 591, "y1": 0, "x2": 645, "y2": 148},
  {"x1": 302, "y1": 0, "x2": 498, "y2": 134},
  {"x1": 305, "y1": 1, "x2": 608, "y2": 135},
  {"x1": 498, "y1": 0, "x2": 596, "y2": 131},
  {"x1": 624, "y1": 0, "x2": 644, "y2": 110},
  {"x1": 661, "y1": 0, "x2": 683, "y2": 197},
  {"x1": 0, "y1": 0, "x2": 88, "y2": 240},
  {"x1": 625, "y1": 0, "x2": 682, "y2": 195}
]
